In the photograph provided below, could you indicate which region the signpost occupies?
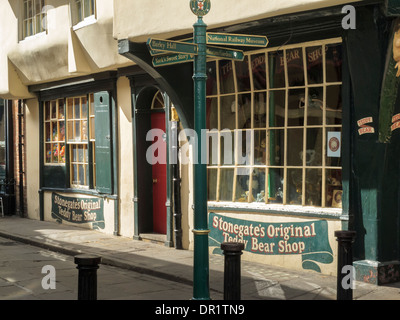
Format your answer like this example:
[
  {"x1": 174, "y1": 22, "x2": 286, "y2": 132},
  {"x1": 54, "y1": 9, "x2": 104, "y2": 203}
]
[{"x1": 147, "y1": 0, "x2": 269, "y2": 300}]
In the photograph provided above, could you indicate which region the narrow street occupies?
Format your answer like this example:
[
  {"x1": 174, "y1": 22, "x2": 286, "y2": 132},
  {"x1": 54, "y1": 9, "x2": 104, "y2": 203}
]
[{"x1": 0, "y1": 236, "x2": 193, "y2": 300}]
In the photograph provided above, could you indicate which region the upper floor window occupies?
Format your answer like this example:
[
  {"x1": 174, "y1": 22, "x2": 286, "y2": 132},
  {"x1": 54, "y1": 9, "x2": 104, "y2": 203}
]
[
  {"x1": 23, "y1": 0, "x2": 46, "y2": 38},
  {"x1": 75, "y1": 0, "x2": 96, "y2": 24}
]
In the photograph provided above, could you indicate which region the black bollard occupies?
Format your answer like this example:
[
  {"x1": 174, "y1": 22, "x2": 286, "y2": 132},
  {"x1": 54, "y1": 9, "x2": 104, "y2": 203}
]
[
  {"x1": 74, "y1": 254, "x2": 101, "y2": 300},
  {"x1": 335, "y1": 230, "x2": 356, "y2": 300},
  {"x1": 221, "y1": 242, "x2": 244, "y2": 300}
]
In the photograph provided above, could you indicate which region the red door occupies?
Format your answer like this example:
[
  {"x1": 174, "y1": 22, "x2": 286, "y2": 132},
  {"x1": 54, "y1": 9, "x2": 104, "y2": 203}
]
[{"x1": 151, "y1": 112, "x2": 167, "y2": 234}]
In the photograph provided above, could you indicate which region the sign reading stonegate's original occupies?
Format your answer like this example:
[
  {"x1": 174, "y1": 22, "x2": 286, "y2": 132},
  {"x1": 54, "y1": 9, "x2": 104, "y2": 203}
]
[
  {"x1": 208, "y1": 212, "x2": 333, "y2": 272},
  {"x1": 51, "y1": 193, "x2": 105, "y2": 229}
]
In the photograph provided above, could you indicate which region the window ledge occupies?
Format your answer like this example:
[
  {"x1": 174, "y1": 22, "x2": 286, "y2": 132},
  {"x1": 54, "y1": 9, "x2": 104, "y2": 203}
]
[
  {"x1": 73, "y1": 15, "x2": 97, "y2": 31},
  {"x1": 20, "y1": 31, "x2": 46, "y2": 43},
  {"x1": 207, "y1": 201, "x2": 344, "y2": 220}
]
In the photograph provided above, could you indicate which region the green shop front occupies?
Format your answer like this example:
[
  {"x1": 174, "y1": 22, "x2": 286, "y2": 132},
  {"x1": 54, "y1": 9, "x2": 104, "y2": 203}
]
[{"x1": 120, "y1": 1, "x2": 400, "y2": 283}]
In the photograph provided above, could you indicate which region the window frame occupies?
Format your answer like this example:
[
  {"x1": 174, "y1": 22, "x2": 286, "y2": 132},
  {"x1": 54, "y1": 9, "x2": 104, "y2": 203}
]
[
  {"x1": 72, "y1": 0, "x2": 96, "y2": 29},
  {"x1": 22, "y1": 0, "x2": 47, "y2": 40},
  {"x1": 43, "y1": 93, "x2": 96, "y2": 191},
  {"x1": 206, "y1": 37, "x2": 343, "y2": 211}
]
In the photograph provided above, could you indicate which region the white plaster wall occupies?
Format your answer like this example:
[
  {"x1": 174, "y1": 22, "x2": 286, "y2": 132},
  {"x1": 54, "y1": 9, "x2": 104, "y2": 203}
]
[
  {"x1": 25, "y1": 99, "x2": 40, "y2": 220},
  {"x1": 117, "y1": 76, "x2": 134, "y2": 238},
  {"x1": 113, "y1": 0, "x2": 360, "y2": 42}
]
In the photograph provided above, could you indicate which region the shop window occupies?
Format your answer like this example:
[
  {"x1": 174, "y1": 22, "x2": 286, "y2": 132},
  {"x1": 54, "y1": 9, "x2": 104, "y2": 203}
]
[
  {"x1": 206, "y1": 39, "x2": 343, "y2": 209},
  {"x1": 44, "y1": 94, "x2": 97, "y2": 190},
  {"x1": 22, "y1": 0, "x2": 46, "y2": 38}
]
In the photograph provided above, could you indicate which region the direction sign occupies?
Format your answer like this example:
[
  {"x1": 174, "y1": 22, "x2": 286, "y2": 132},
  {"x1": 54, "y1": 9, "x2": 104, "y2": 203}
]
[
  {"x1": 206, "y1": 32, "x2": 269, "y2": 47},
  {"x1": 152, "y1": 53, "x2": 195, "y2": 67},
  {"x1": 147, "y1": 38, "x2": 198, "y2": 55},
  {"x1": 206, "y1": 45, "x2": 244, "y2": 61}
]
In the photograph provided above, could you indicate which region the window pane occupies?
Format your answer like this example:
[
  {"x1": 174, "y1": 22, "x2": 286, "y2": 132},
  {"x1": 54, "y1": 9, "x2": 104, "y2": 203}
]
[
  {"x1": 220, "y1": 130, "x2": 234, "y2": 166},
  {"x1": 268, "y1": 51, "x2": 285, "y2": 88},
  {"x1": 236, "y1": 56, "x2": 250, "y2": 92},
  {"x1": 59, "y1": 143, "x2": 65, "y2": 163},
  {"x1": 308, "y1": 87, "x2": 323, "y2": 125},
  {"x1": 82, "y1": 120, "x2": 88, "y2": 141},
  {"x1": 306, "y1": 128, "x2": 322, "y2": 166},
  {"x1": 207, "y1": 130, "x2": 218, "y2": 165},
  {"x1": 288, "y1": 89, "x2": 305, "y2": 126},
  {"x1": 235, "y1": 130, "x2": 251, "y2": 166},
  {"x1": 51, "y1": 121, "x2": 58, "y2": 141},
  {"x1": 207, "y1": 169, "x2": 217, "y2": 201},
  {"x1": 254, "y1": 130, "x2": 266, "y2": 165},
  {"x1": 326, "y1": 85, "x2": 342, "y2": 125},
  {"x1": 206, "y1": 97, "x2": 218, "y2": 130},
  {"x1": 235, "y1": 168, "x2": 250, "y2": 202},
  {"x1": 219, "y1": 169, "x2": 234, "y2": 201},
  {"x1": 237, "y1": 93, "x2": 251, "y2": 129},
  {"x1": 287, "y1": 128, "x2": 303, "y2": 166},
  {"x1": 220, "y1": 95, "x2": 236, "y2": 130},
  {"x1": 45, "y1": 144, "x2": 51, "y2": 163},
  {"x1": 58, "y1": 100, "x2": 65, "y2": 119},
  {"x1": 269, "y1": 90, "x2": 285, "y2": 127},
  {"x1": 326, "y1": 169, "x2": 342, "y2": 208},
  {"x1": 81, "y1": 97, "x2": 88, "y2": 118},
  {"x1": 326, "y1": 44, "x2": 342, "y2": 82},
  {"x1": 75, "y1": 122, "x2": 81, "y2": 141},
  {"x1": 76, "y1": 0, "x2": 83, "y2": 22},
  {"x1": 286, "y1": 48, "x2": 304, "y2": 87},
  {"x1": 254, "y1": 92, "x2": 266, "y2": 129},
  {"x1": 84, "y1": 0, "x2": 91, "y2": 18},
  {"x1": 306, "y1": 46, "x2": 323, "y2": 84},
  {"x1": 305, "y1": 169, "x2": 322, "y2": 206},
  {"x1": 79, "y1": 164, "x2": 85, "y2": 185},
  {"x1": 251, "y1": 53, "x2": 266, "y2": 90},
  {"x1": 52, "y1": 143, "x2": 59, "y2": 163},
  {"x1": 252, "y1": 168, "x2": 266, "y2": 203},
  {"x1": 72, "y1": 164, "x2": 78, "y2": 185},
  {"x1": 206, "y1": 61, "x2": 217, "y2": 96},
  {"x1": 67, "y1": 121, "x2": 74, "y2": 141},
  {"x1": 45, "y1": 123, "x2": 50, "y2": 142},
  {"x1": 268, "y1": 168, "x2": 283, "y2": 203},
  {"x1": 59, "y1": 121, "x2": 65, "y2": 141},
  {"x1": 268, "y1": 129, "x2": 284, "y2": 166},
  {"x1": 219, "y1": 60, "x2": 235, "y2": 94},
  {"x1": 288, "y1": 168, "x2": 302, "y2": 205},
  {"x1": 74, "y1": 98, "x2": 80, "y2": 119}
]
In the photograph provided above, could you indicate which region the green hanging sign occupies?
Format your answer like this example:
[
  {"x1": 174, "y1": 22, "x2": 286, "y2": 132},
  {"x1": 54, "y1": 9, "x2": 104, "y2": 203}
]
[{"x1": 206, "y1": 32, "x2": 269, "y2": 47}]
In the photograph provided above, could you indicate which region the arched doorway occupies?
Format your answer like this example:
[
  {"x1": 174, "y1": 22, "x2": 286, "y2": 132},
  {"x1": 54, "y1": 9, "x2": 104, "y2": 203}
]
[{"x1": 134, "y1": 87, "x2": 171, "y2": 244}]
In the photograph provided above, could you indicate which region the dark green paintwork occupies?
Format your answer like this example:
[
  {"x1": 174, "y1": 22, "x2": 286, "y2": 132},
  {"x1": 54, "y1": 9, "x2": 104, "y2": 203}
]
[{"x1": 94, "y1": 92, "x2": 113, "y2": 194}]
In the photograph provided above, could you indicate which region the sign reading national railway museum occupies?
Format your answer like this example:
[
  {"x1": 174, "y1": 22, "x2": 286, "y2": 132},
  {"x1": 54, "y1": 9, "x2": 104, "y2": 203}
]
[
  {"x1": 51, "y1": 193, "x2": 105, "y2": 229},
  {"x1": 208, "y1": 212, "x2": 333, "y2": 272}
]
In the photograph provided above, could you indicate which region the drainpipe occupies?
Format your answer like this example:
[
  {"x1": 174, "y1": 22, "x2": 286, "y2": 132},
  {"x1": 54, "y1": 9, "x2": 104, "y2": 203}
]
[{"x1": 171, "y1": 107, "x2": 182, "y2": 249}]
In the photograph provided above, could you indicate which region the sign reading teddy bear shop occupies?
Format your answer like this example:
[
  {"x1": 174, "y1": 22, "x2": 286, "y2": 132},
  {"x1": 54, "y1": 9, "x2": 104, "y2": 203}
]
[
  {"x1": 51, "y1": 193, "x2": 105, "y2": 230},
  {"x1": 208, "y1": 212, "x2": 334, "y2": 272}
]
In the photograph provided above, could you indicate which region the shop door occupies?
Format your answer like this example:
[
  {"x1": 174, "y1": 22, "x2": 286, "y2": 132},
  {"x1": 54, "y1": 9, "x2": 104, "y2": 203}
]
[{"x1": 151, "y1": 112, "x2": 167, "y2": 234}]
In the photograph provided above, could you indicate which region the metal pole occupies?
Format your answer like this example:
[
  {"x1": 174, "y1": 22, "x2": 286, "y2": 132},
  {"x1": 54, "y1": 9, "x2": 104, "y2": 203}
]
[
  {"x1": 192, "y1": 6, "x2": 210, "y2": 300},
  {"x1": 75, "y1": 254, "x2": 101, "y2": 300},
  {"x1": 171, "y1": 107, "x2": 183, "y2": 249},
  {"x1": 335, "y1": 230, "x2": 356, "y2": 300},
  {"x1": 221, "y1": 242, "x2": 244, "y2": 300}
]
